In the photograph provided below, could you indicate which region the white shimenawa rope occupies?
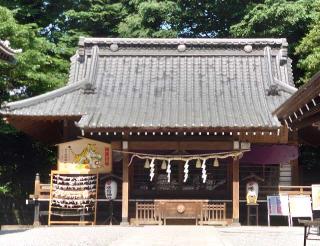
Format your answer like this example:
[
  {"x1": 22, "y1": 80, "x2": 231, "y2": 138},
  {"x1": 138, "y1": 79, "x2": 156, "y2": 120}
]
[{"x1": 124, "y1": 150, "x2": 246, "y2": 167}]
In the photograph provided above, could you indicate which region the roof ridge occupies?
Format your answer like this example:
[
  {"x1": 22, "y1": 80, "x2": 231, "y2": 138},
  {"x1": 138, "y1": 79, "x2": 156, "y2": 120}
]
[{"x1": 79, "y1": 37, "x2": 287, "y2": 47}]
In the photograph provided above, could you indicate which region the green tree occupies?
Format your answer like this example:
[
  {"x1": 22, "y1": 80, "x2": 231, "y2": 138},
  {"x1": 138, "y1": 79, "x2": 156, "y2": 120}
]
[
  {"x1": 176, "y1": 0, "x2": 263, "y2": 38},
  {"x1": 64, "y1": 0, "x2": 126, "y2": 37},
  {"x1": 0, "y1": 6, "x2": 70, "y2": 102},
  {"x1": 0, "y1": 7, "x2": 63, "y2": 206},
  {"x1": 230, "y1": 0, "x2": 320, "y2": 84},
  {"x1": 118, "y1": 0, "x2": 263, "y2": 38},
  {"x1": 118, "y1": 0, "x2": 180, "y2": 38},
  {"x1": 295, "y1": 5, "x2": 320, "y2": 83}
]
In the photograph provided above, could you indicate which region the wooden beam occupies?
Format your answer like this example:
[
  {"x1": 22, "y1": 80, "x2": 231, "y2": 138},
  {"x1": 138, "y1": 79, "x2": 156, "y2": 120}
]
[
  {"x1": 111, "y1": 141, "x2": 121, "y2": 150},
  {"x1": 232, "y1": 157, "x2": 240, "y2": 224},
  {"x1": 127, "y1": 141, "x2": 233, "y2": 151},
  {"x1": 179, "y1": 141, "x2": 233, "y2": 150},
  {"x1": 239, "y1": 126, "x2": 288, "y2": 144},
  {"x1": 291, "y1": 113, "x2": 320, "y2": 130},
  {"x1": 121, "y1": 141, "x2": 129, "y2": 225}
]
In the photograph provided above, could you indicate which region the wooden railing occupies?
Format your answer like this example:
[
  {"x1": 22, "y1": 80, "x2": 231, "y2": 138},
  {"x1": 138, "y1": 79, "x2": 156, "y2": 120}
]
[
  {"x1": 132, "y1": 202, "x2": 162, "y2": 225},
  {"x1": 28, "y1": 173, "x2": 50, "y2": 225},
  {"x1": 132, "y1": 202, "x2": 227, "y2": 226},
  {"x1": 200, "y1": 203, "x2": 227, "y2": 225},
  {"x1": 278, "y1": 186, "x2": 311, "y2": 196}
]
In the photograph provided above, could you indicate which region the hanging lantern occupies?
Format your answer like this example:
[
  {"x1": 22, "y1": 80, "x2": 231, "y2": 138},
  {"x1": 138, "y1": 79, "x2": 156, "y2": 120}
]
[
  {"x1": 213, "y1": 158, "x2": 219, "y2": 167},
  {"x1": 144, "y1": 159, "x2": 150, "y2": 169},
  {"x1": 196, "y1": 159, "x2": 201, "y2": 168},
  {"x1": 161, "y1": 160, "x2": 167, "y2": 170}
]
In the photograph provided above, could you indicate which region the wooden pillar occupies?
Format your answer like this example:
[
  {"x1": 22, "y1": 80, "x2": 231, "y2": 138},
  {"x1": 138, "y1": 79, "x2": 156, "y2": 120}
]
[
  {"x1": 121, "y1": 141, "x2": 129, "y2": 225},
  {"x1": 227, "y1": 158, "x2": 233, "y2": 194},
  {"x1": 232, "y1": 157, "x2": 240, "y2": 224},
  {"x1": 291, "y1": 159, "x2": 299, "y2": 185}
]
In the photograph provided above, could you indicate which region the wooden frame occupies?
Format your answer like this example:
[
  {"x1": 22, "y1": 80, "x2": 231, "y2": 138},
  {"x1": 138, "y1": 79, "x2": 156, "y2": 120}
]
[{"x1": 48, "y1": 170, "x2": 99, "y2": 226}]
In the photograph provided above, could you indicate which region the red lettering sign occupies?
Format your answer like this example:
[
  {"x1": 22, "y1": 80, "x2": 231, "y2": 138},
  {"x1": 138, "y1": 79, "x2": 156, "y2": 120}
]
[{"x1": 105, "y1": 147, "x2": 110, "y2": 166}]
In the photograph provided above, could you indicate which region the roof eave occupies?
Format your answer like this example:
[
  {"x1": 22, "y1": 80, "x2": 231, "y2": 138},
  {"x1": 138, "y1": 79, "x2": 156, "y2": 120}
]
[
  {"x1": 274, "y1": 71, "x2": 320, "y2": 119},
  {"x1": 1, "y1": 80, "x2": 87, "y2": 112}
]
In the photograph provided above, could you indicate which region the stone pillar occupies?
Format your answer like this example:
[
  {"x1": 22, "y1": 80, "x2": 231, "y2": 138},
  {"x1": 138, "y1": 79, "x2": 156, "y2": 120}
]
[{"x1": 33, "y1": 173, "x2": 40, "y2": 226}]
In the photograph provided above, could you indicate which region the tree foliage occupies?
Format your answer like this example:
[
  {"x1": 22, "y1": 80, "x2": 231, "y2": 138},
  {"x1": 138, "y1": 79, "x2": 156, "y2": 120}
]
[
  {"x1": 119, "y1": 0, "x2": 180, "y2": 38},
  {"x1": 230, "y1": 0, "x2": 320, "y2": 84},
  {"x1": 295, "y1": 3, "x2": 320, "y2": 83},
  {"x1": 118, "y1": 0, "x2": 263, "y2": 38},
  {"x1": 0, "y1": 6, "x2": 70, "y2": 102}
]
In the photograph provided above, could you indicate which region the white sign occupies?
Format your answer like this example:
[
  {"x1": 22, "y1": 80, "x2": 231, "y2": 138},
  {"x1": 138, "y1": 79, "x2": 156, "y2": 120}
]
[
  {"x1": 267, "y1": 195, "x2": 289, "y2": 216},
  {"x1": 267, "y1": 195, "x2": 290, "y2": 226},
  {"x1": 104, "y1": 180, "x2": 117, "y2": 201},
  {"x1": 312, "y1": 185, "x2": 320, "y2": 210},
  {"x1": 289, "y1": 195, "x2": 312, "y2": 218}
]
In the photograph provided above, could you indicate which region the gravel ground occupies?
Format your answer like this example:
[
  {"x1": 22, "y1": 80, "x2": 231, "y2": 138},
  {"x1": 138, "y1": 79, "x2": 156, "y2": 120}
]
[
  {"x1": 217, "y1": 226, "x2": 320, "y2": 246},
  {"x1": 0, "y1": 226, "x2": 319, "y2": 246}
]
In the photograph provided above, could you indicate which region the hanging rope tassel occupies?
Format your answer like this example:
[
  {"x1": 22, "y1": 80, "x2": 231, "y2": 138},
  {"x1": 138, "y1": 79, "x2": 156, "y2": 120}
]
[
  {"x1": 183, "y1": 160, "x2": 189, "y2": 182},
  {"x1": 166, "y1": 160, "x2": 171, "y2": 183}
]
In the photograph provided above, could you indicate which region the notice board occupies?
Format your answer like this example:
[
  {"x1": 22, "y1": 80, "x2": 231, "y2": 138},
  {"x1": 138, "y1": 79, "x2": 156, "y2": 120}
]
[
  {"x1": 267, "y1": 195, "x2": 290, "y2": 226},
  {"x1": 289, "y1": 195, "x2": 312, "y2": 218}
]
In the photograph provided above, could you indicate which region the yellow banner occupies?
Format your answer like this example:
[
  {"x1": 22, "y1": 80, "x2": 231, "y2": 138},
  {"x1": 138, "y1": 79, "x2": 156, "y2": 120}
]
[{"x1": 57, "y1": 138, "x2": 112, "y2": 174}]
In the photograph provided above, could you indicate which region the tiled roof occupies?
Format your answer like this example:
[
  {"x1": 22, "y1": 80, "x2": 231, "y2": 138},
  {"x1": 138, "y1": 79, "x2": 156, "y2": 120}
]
[
  {"x1": 0, "y1": 39, "x2": 21, "y2": 62},
  {"x1": 1, "y1": 38, "x2": 296, "y2": 131}
]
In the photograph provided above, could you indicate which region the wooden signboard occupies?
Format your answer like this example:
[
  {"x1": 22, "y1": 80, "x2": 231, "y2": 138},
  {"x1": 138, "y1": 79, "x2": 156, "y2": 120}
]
[{"x1": 57, "y1": 138, "x2": 112, "y2": 174}]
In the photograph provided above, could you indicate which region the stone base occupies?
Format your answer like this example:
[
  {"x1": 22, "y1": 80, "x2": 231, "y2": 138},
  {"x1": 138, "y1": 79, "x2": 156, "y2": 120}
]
[
  {"x1": 120, "y1": 221, "x2": 130, "y2": 226},
  {"x1": 230, "y1": 219, "x2": 241, "y2": 227}
]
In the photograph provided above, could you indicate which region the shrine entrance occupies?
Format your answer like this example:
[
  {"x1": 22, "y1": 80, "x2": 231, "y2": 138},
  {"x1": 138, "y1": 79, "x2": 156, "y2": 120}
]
[
  {"x1": 130, "y1": 156, "x2": 231, "y2": 225},
  {"x1": 115, "y1": 141, "x2": 244, "y2": 226}
]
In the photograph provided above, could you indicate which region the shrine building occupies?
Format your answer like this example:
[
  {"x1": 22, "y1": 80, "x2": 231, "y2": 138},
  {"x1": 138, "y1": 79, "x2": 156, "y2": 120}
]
[{"x1": 0, "y1": 38, "x2": 302, "y2": 225}]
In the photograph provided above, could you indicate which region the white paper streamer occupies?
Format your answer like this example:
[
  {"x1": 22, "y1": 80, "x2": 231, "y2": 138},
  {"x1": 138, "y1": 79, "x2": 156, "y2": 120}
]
[
  {"x1": 166, "y1": 160, "x2": 171, "y2": 183},
  {"x1": 201, "y1": 159, "x2": 207, "y2": 183},
  {"x1": 149, "y1": 158, "x2": 155, "y2": 181},
  {"x1": 183, "y1": 160, "x2": 189, "y2": 182}
]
